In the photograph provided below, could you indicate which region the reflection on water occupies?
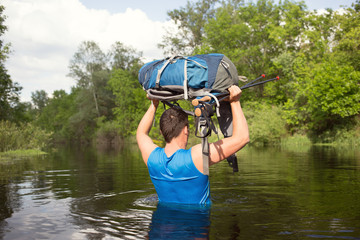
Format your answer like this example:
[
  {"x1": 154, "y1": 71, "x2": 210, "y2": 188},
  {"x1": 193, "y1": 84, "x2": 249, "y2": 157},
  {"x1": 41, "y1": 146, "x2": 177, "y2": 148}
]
[
  {"x1": 0, "y1": 145, "x2": 360, "y2": 239},
  {"x1": 149, "y1": 203, "x2": 210, "y2": 239},
  {"x1": 69, "y1": 191, "x2": 154, "y2": 239}
]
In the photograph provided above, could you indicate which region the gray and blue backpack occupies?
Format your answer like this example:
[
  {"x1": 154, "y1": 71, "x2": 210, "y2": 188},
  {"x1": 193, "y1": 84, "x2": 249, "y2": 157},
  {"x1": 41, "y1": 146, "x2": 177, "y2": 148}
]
[
  {"x1": 138, "y1": 53, "x2": 239, "y2": 101},
  {"x1": 138, "y1": 54, "x2": 243, "y2": 174}
]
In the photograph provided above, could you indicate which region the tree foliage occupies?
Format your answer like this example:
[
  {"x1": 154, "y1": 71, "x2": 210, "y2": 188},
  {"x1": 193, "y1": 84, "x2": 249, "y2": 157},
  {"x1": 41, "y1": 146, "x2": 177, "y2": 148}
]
[
  {"x1": 32, "y1": 41, "x2": 145, "y2": 143},
  {"x1": 161, "y1": 0, "x2": 360, "y2": 141},
  {"x1": 159, "y1": 0, "x2": 217, "y2": 55},
  {"x1": 0, "y1": 4, "x2": 27, "y2": 123},
  {"x1": 108, "y1": 69, "x2": 147, "y2": 137},
  {"x1": 3, "y1": 1, "x2": 360, "y2": 147},
  {"x1": 31, "y1": 90, "x2": 49, "y2": 112},
  {"x1": 35, "y1": 89, "x2": 78, "y2": 142},
  {"x1": 66, "y1": 41, "x2": 115, "y2": 141},
  {"x1": 109, "y1": 41, "x2": 143, "y2": 73}
]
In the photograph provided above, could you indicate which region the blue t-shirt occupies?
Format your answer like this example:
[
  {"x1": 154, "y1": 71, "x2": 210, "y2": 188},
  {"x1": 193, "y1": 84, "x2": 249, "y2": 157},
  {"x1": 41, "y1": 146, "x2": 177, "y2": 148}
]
[{"x1": 147, "y1": 147, "x2": 211, "y2": 205}]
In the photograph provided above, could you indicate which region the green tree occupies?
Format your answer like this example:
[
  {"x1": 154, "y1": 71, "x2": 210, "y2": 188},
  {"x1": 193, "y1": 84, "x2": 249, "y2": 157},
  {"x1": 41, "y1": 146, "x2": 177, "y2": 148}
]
[
  {"x1": 0, "y1": 4, "x2": 26, "y2": 122},
  {"x1": 108, "y1": 69, "x2": 144, "y2": 137},
  {"x1": 0, "y1": 71, "x2": 22, "y2": 121},
  {"x1": 105, "y1": 42, "x2": 148, "y2": 139},
  {"x1": 353, "y1": 0, "x2": 360, "y2": 12},
  {"x1": 333, "y1": 3, "x2": 360, "y2": 71},
  {"x1": 159, "y1": 0, "x2": 217, "y2": 55},
  {"x1": 36, "y1": 89, "x2": 78, "y2": 142},
  {"x1": 109, "y1": 41, "x2": 143, "y2": 74},
  {"x1": 68, "y1": 41, "x2": 110, "y2": 117},
  {"x1": 67, "y1": 41, "x2": 115, "y2": 141},
  {"x1": 279, "y1": 4, "x2": 360, "y2": 137},
  {"x1": 305, "y1": 60, "x2": 360, "y2": 133},
  {"x1": 282, "y1": 56, "x2": 360, "y2": 136},
  {"x1": 31, "y1": 90, "x2": 49, "y2": 112},
  {"x1": 199, "y1": 0, "x2": 309, "y2": 102}
]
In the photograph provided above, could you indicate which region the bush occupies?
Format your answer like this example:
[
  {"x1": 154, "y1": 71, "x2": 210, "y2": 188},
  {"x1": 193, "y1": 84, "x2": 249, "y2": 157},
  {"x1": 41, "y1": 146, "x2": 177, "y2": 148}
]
[
  {"x1": 311, "y1": 117, "x2": 360, "y2": 146},
  {"x1": 0, "y1": 121, "x2": 52, "y2": 152},
  {"x1": 95, "y1": 117, "x2": 121, "y2": 145},
  {"x1": 243, "y1": 102, "x2": 287, "y2": 146}
]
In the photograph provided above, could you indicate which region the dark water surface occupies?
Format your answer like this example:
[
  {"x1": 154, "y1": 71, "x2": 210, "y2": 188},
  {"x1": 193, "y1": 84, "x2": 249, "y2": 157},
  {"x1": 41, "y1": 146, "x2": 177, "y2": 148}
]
[{"x1": 0, "y1": 144, "x2": 359, "y2": 239}]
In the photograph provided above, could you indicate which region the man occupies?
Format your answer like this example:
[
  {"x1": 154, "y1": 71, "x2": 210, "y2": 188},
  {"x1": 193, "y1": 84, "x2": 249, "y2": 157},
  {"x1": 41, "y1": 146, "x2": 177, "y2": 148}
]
[{"x1": 136, "y1": 85, "x2": 249, "y2": 205}]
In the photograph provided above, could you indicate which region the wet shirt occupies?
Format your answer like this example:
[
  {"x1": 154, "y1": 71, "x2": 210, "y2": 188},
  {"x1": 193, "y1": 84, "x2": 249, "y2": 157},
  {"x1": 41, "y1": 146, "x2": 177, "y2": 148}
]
[{"x1": 147, "y1": 147, "x2": 211, "y2": 205}]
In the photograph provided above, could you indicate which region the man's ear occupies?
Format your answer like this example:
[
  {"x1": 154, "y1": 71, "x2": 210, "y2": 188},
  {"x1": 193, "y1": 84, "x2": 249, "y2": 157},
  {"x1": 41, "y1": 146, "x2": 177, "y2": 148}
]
[{"x1": 183, "y1": 125, "x2": 189, "y2": 135}]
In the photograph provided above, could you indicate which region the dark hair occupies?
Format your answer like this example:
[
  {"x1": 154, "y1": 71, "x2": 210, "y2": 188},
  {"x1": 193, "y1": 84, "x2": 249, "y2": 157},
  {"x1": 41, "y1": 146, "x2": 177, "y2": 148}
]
[{"x1": 160, "y1": 107, "x2": 189, "y2": 143}]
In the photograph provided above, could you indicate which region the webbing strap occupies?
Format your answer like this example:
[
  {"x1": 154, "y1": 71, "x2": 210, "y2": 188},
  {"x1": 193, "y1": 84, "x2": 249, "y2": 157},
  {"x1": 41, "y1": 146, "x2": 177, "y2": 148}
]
[
  {"x1": 197, "y1": 118, "x2": 210, "y2": 175},
  {"x1": 155, "y1": 55, "x2": 177, "y2": 88},
  {"x1": 183, "y1": 59, "x2": 188, "y2": 100},
  {"x1": 202, "y1": 136, "x2": 209, "y2": 175}
]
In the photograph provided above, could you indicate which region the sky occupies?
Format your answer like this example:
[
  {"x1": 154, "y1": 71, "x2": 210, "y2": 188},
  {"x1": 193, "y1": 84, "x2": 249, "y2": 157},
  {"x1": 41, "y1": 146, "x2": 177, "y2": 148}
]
[{"x1": 2, "y1": 0, "x2": 356, "y2": 102}]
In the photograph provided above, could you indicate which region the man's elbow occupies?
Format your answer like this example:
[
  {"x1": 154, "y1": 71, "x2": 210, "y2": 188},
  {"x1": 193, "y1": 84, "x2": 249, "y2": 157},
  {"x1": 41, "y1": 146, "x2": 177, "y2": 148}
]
[
  {"x1": 239, "y1": 134, "x2": 250, "y2": 148},
  {"x1": 136, "y1": 131, "x2": 143, "y2": 144}
]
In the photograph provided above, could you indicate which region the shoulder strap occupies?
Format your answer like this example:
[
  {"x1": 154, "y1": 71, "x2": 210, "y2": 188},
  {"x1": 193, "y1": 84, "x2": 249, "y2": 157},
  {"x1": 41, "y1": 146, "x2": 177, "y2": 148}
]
[
  {"x1": 197, "y1": 117, "x2": 210, "y2": 175},
  {"x1": 202, "y1": 136, "x2": 209, "y2": 175}
]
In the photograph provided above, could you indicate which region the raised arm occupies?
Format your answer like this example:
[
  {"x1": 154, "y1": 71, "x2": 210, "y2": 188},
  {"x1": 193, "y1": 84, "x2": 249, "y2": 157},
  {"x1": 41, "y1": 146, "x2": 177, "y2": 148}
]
[
  {"x1": 136, "y1": 99, "x2": 159, "y2": 165},
  {"x1": 191, "y1": 85, "x2": 249, "y2": 172}
]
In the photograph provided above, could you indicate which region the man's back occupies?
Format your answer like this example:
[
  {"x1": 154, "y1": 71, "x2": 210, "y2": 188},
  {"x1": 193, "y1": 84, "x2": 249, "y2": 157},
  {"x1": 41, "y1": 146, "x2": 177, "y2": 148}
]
[{"x1": 147, "y1": 147, "x2": 211, "y2": 205}]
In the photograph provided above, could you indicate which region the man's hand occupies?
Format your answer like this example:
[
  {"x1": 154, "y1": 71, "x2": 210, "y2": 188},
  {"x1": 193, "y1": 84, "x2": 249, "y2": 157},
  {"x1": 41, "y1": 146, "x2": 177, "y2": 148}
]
[
  {"x1": 151, "y1": 99, "x2": 159, "y2": 108},
  {"x1": 146, "y1": 94, "x2": 159, "y2": 108},
  {"x1": 228, "y1": 85, "x2": 242, "y2": 103}
]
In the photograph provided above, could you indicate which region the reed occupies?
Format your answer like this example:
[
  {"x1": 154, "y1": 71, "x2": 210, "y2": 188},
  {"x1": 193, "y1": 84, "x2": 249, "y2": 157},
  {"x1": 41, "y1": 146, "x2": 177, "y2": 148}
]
[{"x1": 0, "y1": 121, "x2": 52, "y2": 152}]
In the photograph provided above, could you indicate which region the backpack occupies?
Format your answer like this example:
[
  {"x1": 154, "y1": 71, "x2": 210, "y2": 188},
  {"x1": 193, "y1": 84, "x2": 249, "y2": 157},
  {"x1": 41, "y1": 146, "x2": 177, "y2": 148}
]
[
  {"x1": 138, "y1": 54, "x2": 242, "y2": 174},
  {"x1": 138, "y1": 53, "x2": 239, "y2": 101},
  {"x1": 138, "y1": 54, "x2": 279, "y2": 174}
]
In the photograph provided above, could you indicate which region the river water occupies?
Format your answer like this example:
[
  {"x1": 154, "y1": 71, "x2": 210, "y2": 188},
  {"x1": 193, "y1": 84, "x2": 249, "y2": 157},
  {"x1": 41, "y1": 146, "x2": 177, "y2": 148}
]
[{"x1": 0, "y1": 144, "x2": 359, "y2": 239}]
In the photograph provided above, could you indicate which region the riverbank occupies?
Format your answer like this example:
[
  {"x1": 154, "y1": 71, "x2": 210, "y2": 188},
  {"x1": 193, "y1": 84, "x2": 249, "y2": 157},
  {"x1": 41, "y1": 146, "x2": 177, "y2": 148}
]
[{"x1": 0, "y1": 149, "x2": 47, "y2": 161}]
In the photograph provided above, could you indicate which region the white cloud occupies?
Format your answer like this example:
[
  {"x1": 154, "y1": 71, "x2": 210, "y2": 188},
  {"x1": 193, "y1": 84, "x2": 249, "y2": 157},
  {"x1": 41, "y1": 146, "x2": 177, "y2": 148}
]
[{"x1": 3, "y1": 0, "x2": 175, "y2": 102}]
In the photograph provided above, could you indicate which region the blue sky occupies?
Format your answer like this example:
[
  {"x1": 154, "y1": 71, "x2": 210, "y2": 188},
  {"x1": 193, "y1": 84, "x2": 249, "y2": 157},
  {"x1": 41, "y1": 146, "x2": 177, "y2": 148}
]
[
  {"x1": 79, "y1": 0, "x2": 189, "y2": 21},
  {"x1": 301, "y1": 0, "x2": 354, "y2": 10},
  {"x1": 79, "y1": 0, "x2": 356, "y2": 21}
]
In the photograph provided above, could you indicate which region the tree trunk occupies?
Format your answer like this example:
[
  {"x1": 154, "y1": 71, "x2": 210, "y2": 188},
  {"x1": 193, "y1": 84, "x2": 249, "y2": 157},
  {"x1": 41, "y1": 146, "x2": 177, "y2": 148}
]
[{"x1": 93, "y1": 89, "x2": 100, "y2": 117}]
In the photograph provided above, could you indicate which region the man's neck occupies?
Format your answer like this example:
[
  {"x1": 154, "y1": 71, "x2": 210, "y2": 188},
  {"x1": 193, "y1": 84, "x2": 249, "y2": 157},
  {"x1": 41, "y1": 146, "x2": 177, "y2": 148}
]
[{"x1": 164, "y1": 138, "x2": 186, "y2": 157}]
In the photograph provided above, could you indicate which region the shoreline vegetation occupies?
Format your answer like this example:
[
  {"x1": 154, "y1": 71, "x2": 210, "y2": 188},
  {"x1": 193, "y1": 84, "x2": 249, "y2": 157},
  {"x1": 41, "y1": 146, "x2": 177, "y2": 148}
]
[
  {"x1": 1, "y1": 100, "x2": 359, "y2": 158},
  {"x1": 1, "y1": 130, "x2": 358, "y2": 161},
  {"x1": 0, "y1": 121, "x2": 51, "y2": 160},
  {"x1": 1, "y1": 1, "x2": 360, "y2": 156},
  {"x1": 1, "y1": 107, "x2": 359, "y2": 159},
  {"x1": 0, "y1": 149, "x2": 47, "y2": 161}
]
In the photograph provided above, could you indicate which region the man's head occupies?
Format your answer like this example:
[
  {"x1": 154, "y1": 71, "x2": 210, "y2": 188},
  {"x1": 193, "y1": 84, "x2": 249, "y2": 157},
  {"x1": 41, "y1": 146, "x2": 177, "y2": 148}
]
[{"x1": 160, "y1": 107, "x2": 189, "y2": 143}]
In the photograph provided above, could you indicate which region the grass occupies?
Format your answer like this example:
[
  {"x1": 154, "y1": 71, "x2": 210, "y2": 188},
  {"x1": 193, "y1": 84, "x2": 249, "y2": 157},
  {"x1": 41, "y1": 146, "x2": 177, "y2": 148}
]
[
  {"x1": 281, "y1": 134, "x2": 312, "y2": 147},
  {"x1": 0, "y1": 149, "x2": 47, "y2": 161}
]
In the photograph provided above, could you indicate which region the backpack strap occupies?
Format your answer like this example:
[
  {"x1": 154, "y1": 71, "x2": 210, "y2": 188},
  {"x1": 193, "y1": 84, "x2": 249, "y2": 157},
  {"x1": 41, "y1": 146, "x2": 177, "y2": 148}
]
[
  {"x1": 217, "y1": 101, "x2": 239, "y2": 172},
  {"x1": 202, "y1": 135, "x2": 209, "y2": 175},
  {"x1": 183, "y1": 59, "x2": 188, "y2": 100},
  {"x1": 196, "y1": 117, "x2": 210, "y2": 175},
  {"x1": 155, "y1": 55, "x2": 178, "y2": 88}
]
